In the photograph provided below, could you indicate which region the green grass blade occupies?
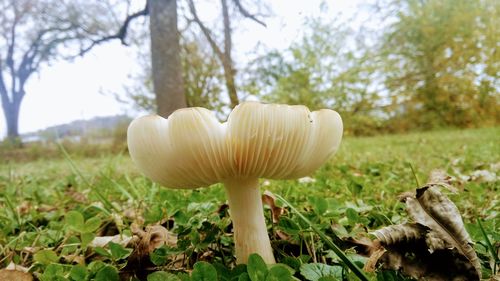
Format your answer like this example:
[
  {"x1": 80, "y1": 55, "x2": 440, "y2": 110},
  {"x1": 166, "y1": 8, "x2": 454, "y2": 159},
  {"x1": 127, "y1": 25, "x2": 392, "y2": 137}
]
[
  {"x1": 3, "y1": 195, "x2": 21, "y2": 229},
  {"x1": 101, "y1": 173, "x2": 134, "y2": 202},
  {"x1": 124, "y1": 174, "x2": 142, "y2": 200},
  {"x1": 274, "y1": 194, "x2": 370, "y2": 281},
  {"x1": 477, "y1": 219, "x2": 499, "y2": 273},
  {"x1": 408, "y1": 162, "x2": 420, "y2": 187},
  {"x1": 57, "y1": 142, "x2": 118, "y2": 214}
]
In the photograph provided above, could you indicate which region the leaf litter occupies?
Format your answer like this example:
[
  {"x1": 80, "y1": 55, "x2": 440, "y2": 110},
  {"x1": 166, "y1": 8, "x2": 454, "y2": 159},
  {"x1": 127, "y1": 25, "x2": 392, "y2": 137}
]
[{"x1": 349, "y1": 172, "x2": 484, "y2": 280}]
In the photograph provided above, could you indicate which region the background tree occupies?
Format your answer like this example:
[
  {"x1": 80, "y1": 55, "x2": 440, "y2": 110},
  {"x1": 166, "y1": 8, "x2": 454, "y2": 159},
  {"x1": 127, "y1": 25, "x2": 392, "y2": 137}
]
[
  {"x1": 380, "y1": 0, "x2": 500, "y2": 130},
  {"x1": 243, "y1": 18, "x2": 381, "y2": 135},
  {"x1": 149, "y1": 0, "x2": 186, "y2": 117},
  {"x1": 187, "y1": 0, "x2": 267, "y2": 108},
  {"x1": 0, "y1": 0, "x2": 146, "y2": 142},
  {"x1": 120, "y1": 34, "x2": 225, "y2": 117},
  {"x1": 121, "y1": 0, "x2": 269, "y2": 115}
]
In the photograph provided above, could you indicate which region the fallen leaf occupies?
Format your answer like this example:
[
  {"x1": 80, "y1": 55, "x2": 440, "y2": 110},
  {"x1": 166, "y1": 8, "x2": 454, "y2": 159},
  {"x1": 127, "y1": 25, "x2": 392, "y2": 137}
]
[
  {"x1": 404, "y1": 185, "x2": 481, "y2": 276},
  {"x1": 89, "y1": 235, "x2": 134, "y2": 248},
  {"x1": 372, "y1": 223, "x2": 429, "y2": 245},
  {"x1": 350, "y1": 183, "x2": 482, "y2": 280},
  {"x1": 62, "y1": 254, "x2": 85, "y2": 265},
  {"x1": 0, "y1": 269, "x2": 33, "y2": 281},
  {"x1": 262, "y1": 190, "x2": 286, "y2": 224},
  {"x1": 469, "y1": 170, "x2": 497, "y2": 182},
  {"x1": 129, "y1": 224, "x2": 177, "y2": 263},
  {"x1": 363, "y1": 248, "x2": 386, "y2": 272},
  {"x1": 427, "y1": 169, "x2": 459, "y2": 192},
  {"x1": 298, "y1": 176, "x2": 316, "y2": 184}
]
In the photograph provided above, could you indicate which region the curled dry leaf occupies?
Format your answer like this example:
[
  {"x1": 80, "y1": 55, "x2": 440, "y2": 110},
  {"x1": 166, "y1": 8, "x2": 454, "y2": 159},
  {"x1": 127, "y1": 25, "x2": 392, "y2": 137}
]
[
  {"x1": 372, "y1": 223, "x2": 429, "y2": 245},
  {"x1": 135, "y1": 224, "x2": 177, "y2": 253},
  {"x1": 403, "y1": 185, "x2": 481, "y2": 277},
  {"x1": 363, "y1": 248, "x2": 386, "y2": 272},
  {"x1": 262, "y1": 190, "x2": 286, "y2": 224},
  {"x1": 128, "y1": 224, "x2": 177, "y2": 263},
  {"x1": 425, "y1": 230, "x2": 453, "y2": 253},
  {"x1": 378, "y1": 244, "x2": 479, "y2": 280},
  {"x1": 121, "y1": 224, "x2": 178, "y2": 280},
  {"x1": 349, "y1": 183, "x2": 482, "y2": 280}
]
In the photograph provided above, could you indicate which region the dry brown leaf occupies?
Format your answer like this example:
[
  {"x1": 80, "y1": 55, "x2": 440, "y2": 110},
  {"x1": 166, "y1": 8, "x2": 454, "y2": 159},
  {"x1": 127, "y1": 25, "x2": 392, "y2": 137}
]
[
  {"x1": 21, "y1": 247, "x2": 38, "y2": 254},
  {"x1": 378, "y1": 246, "x2": 479, "y2": 281},
  {"x1": 65, "y1": 188, "x2": 88, "y2": 203},
  {"x1": 363, "y1": 247, "x2": 386, "y2": 272},
  {"x1": 36, "y1": 204, "x2": 57, "y2": 212},
  {"x1": 122, "y1": 224, "x2": 178, "y2": 280},
  {"x1": 17, "y1": 201, "x2": 31, "y2": 215},
  {"x1": 89, "y1": 235, "x2": 134, "y2": 248},
  {"x1": 425, "y1": 230, "x2": 453, "y2": 253},
  {"x1": 343, "y1": 236, "x2": 381, "y2": 257},
  {"x1": 469, "y1": 170, "x2": 497, "y2": 182},
  {"x1": 128, "y1": 224, "x2": 177, "y2": 263},
  {"x1": 349, "y1": 183, "x2": 482, "y2": 280},
  {"x1": 372, "y1": 223, "x2": 429, "y2": 245},
  {"x1": 404, "y1": 185, "x2": 481, "y2": 276},
  {"x1": 62, "y1": 254, "x2": 85, "y2": 265},
  {"x1": 262, "y1": 190, "x2": 286, "y2": 224},
  {"x1": 0, "y1": 269, "x2": 33, "y2": 281},
  {"x1": 123, "y1": 208, "x2": 145, "y2": 226},
  {"x1": 275, "y1": 229, "x2": 292, "y2": 241}
]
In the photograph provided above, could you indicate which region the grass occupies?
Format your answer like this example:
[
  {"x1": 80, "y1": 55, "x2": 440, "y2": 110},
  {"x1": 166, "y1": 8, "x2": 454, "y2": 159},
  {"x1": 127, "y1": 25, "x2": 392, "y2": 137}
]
[{"x1": 0, "y1": 127, "x2": 498, "y2": 280}]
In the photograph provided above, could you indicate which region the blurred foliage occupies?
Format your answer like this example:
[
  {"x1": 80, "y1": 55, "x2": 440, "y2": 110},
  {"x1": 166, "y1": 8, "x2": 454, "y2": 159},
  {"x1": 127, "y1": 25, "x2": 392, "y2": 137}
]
[
  {"x1": 242, "y1": 18, "x2": 381, "y2": 135},
  {"x1": 0, "y1": 127, "x2": 498, "y2": 279},
  {"x1": 380, "y1": 0, "x2": 500, "y2": 130},
  {"x1": 240, "y1": 0, "x2": 499, "y2": 135},
  {"x1": 119, "y1": 0, "x2": 498, "y2": 135}
]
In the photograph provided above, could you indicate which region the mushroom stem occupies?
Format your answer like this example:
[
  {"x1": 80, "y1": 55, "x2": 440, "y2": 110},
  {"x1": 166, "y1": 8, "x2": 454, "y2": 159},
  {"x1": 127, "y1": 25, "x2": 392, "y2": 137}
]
[{"x1": 224, "y1": 178, "x2": 276, "y2": 264}]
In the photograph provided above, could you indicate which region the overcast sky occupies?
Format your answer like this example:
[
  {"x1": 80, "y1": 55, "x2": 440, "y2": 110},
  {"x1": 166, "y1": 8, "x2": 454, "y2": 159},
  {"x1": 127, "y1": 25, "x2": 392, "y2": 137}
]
[{"x1": 0, "y1": 0, "x2": 368, "y2": 139}]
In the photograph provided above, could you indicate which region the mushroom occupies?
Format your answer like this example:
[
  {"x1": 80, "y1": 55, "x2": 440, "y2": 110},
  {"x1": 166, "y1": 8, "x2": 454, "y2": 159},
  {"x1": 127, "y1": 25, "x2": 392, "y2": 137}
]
[{"x1": 127, "y1": 102, "x2": 343, "y2": 264}]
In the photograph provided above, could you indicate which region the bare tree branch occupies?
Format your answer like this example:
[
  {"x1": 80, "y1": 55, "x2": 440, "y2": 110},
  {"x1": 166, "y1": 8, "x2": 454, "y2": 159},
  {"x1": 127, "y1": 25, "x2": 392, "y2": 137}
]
[
  {"x1": 6, "y1": 14, "x2": 18, "y2": 96},
  {"x1": 78, "y1": 1, "x2": 149, "y2": 56},
  {"x1": 232, "y1": 0, "x2": 266, "y2": 27},
  {"x1": 0, "y1": 59, "x2": 9, "y2": 101},
  {"x1": 221, "y1": 0, "x2": 231, "y2": 61},
  {"x1": 187, "y1": 0, "x2": 224, "y2": 61},
  {"x1": 188, "y1": 0, "x2": 240, "y2": 107}
]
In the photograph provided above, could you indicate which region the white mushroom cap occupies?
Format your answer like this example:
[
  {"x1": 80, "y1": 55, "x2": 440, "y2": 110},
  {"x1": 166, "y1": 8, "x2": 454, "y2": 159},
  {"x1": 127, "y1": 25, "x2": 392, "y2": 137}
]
[{"x1": 128, "y1": 102, "x2": 342, "y2": 188}]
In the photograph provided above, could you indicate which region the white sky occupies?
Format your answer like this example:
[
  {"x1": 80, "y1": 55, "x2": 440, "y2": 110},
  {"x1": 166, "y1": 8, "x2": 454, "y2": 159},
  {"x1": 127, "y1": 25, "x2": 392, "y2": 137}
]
[{"x1": 0, "y1": 0, "x2": 367, "y2": 139}]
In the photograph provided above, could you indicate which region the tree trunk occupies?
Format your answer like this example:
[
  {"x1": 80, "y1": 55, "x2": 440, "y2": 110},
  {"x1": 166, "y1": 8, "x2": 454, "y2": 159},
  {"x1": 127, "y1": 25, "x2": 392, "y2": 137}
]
[
  {"x1": 221, "y1": 0, "x2": 239, "y2": 108},
  {"x1": 2, "y1": 100, "x2": 20, "y2": 141},
  {"x1": 149, "y1": 0, "x2": 186, "y2": 118},
  {"x1": 222, "y1": 63, "x2": 239, "y2": 108}
]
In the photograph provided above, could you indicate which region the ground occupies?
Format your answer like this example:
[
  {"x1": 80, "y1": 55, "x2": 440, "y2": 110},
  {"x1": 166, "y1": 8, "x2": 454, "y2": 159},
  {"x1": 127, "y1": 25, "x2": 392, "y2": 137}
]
[{"x1": 0, "y1": 127, "x2": 498, "y2": 280}]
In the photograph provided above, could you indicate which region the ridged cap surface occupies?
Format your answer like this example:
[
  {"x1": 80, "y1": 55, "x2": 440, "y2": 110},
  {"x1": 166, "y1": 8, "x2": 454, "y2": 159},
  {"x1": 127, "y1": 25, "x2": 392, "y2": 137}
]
[{"x1": 127, "y1": 102, "x2": 343, "y2": 189}]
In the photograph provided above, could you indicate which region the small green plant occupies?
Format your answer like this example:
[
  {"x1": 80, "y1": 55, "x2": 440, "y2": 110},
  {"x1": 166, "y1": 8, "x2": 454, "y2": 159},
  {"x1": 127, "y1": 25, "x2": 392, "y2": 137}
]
[{"x1": 0, "y1": 127, "x2": 497, "y2": 280}]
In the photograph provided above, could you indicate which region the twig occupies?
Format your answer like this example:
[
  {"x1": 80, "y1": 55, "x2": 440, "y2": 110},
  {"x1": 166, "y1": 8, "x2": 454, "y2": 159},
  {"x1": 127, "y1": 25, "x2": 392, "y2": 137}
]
[{"x1": 79, "y1": 1, "x2": 149, "y2": 56}]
